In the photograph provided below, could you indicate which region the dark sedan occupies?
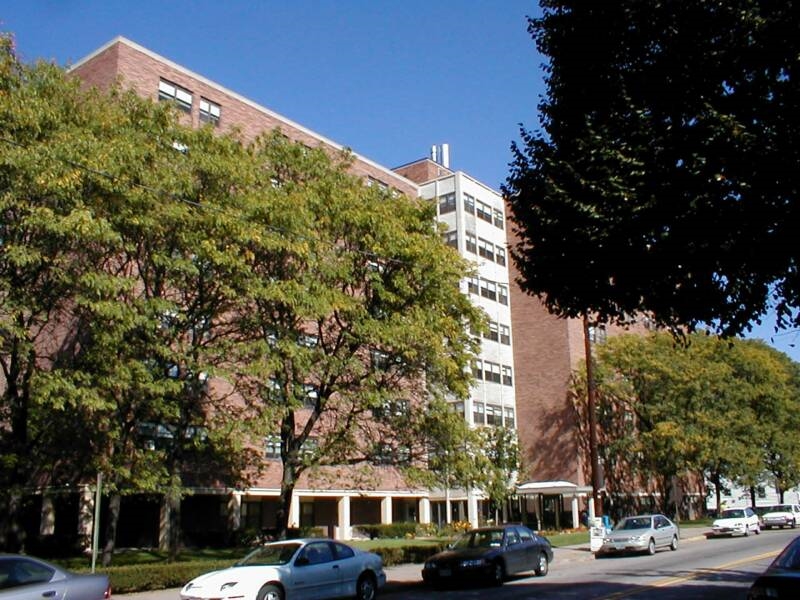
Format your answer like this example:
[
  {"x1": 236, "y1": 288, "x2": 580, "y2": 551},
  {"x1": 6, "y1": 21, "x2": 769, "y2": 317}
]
[
  {"x1": 0, "y1": 554, "x2": 111, "y2": 600},
  {"x1": 422, "y1": 524, "x2": 553, "y2": 587},
  {"x1": 747, "y1": 534, "x2": 800, "y2": 599}
]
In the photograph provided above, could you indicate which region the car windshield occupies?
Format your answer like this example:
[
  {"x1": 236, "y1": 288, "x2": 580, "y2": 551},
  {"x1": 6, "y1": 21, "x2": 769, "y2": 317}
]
[
  {"x1": 772, "y1": 539, "x2": 800, "y2": 570},
  {"x1": 452, "y1": 529, "x2": 504, "y2": 549},
  {"x1": 721, "y1": 509, "x2": 745, "y2": 519},
  {"x1": 616, "y1": 517, "x2": 652, "y2": 530},
  {"x1": 237, "y1": 543, "x2": 301, "y2": 566}
]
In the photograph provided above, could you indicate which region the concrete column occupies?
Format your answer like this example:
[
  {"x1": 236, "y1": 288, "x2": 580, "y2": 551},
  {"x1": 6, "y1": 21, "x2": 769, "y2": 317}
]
[
  {"x1": 571, "y1": 496, "x2": 579, "y2": 529},
  {"x1": 228, "y1": 492, "x2": 242, "y2": 532},
  {"x1": 337, "y1": 495, "x2": 351, "y2": 540},
  {"x1": 288, "y1": 494, "x2": 300, "y2": 528},
  {"x1": 419, "y1": 498, "x2": 431, "y2": 525},
  {"x1": 588, "y1": 495, "x2": 596, "y2": 520},
  {"x1": 467, "y1": 489, "x2": 479, "y2": 529},
  {"x1": 78, "y1": 485, "x2": 94, "y2": 551},
  {"x1": 380, "y1": 496, "x2": 393, "y2": 524},
  {"x1": 40, "y1": 495, "x2": 55, "y2": 536}
]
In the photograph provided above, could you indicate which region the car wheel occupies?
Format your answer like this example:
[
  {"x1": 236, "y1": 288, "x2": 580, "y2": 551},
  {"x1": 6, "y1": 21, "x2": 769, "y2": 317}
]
[
  {"x1": 647, "y1": 538, "x2": 656, "y2": 555},
  {"x1": 670, "y1": 535, "x2": 678, "y2": 551},
  {"x1": 490, "y1": 561, "x2": 505, "y2": 586},
  {"x1": 534, "y1": 552, "x2": 549, "y2": 577},
  {"x1": 256, "y1": 584, "x2": 283, "y2": 600},
  {"x1": 356, "y1": 572, "x2": 377, "y2": 600},
  {"x1": 744, "y1": 524, "x2": 750, "y2": 537},
  {"x1": 780, "y1": 524, "x2": 785, "y2": 529},
  {"x1": 755, "y1": 524, "x2": 761, "y2": 535},
  {"x1": 765, "y1": 525, "x2": 772, "y2": 530},
  {"x1": 792, "y1": 519, "x2": 797, "y2": 529}
]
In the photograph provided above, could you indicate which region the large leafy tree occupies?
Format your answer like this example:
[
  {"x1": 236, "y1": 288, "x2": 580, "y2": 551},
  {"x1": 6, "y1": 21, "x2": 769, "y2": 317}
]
[
  {"x1": 233, "y1": 133, "x2": 484, "y2": 538},
  {"x1": 574, "y1": 332, "x2": 800, "y2": 517},
  {"x1": 506, "y1": 1, "x2": 800, "y2": 336}
]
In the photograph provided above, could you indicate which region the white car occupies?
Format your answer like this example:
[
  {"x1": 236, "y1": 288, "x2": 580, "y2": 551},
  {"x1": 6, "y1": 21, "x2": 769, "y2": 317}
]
[
  {"x1": 709, "y1": 507, "x2": 761, "y2": 537},
  {"x1": 180, "y1": 539, "x2": 385, "y2": 600},
  {"x1": 595, "y1": 514, "x2": 679, "y2": 557},
  {"x1": 760, "y1": 504, "x2": 800, "y2": 529}
]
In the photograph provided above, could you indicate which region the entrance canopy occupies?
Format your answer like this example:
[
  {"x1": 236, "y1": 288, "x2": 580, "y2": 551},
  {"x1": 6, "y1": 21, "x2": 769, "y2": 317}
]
[{"x1": 516, "y1": 480, "x2": 593, "y2": 496}]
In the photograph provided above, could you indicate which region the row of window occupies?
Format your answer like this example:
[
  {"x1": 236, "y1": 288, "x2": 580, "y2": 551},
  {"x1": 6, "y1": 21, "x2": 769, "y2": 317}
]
[
  {"x1": 158, "y1": 79, "x2": 221, "y2": 126},
  {"x1": 471, "y1": 359, "x2": 513, "y2": 386},
  {"x1": 466, "y1": 276, "x2": 509, "y2": 305},
  {"x1": 453, "y1": 401, "x2": 516, "y2": 428},
  {"x1": 439, "y1": 193, "x2": 505, "y2": 230},
  {"x1": 474, "y1": 320, "x2": 511, "y2": 345}
]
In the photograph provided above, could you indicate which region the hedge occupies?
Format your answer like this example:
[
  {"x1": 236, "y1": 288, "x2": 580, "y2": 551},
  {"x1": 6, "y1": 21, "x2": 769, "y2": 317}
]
[{"x1": 79, "y1": 543, "x2": 445, "y2": 594}]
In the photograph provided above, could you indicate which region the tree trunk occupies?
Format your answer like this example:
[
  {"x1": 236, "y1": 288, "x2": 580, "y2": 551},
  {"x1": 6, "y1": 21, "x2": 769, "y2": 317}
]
[
  {"x1": 276, "y1": 461, "x2": 297, "y2": 541},
  {"x1": 167, "y1": 486, "x2": 181, "y2": 561},
  {"x1": 749, "y1": 486, "x2": 757, "y2": 508},
  {"x1": 101, "y1": 494, "x2": 121, "y2": 567},
  {"x1": 713, "y1": 473, "x2": 722, "y2": 516}
]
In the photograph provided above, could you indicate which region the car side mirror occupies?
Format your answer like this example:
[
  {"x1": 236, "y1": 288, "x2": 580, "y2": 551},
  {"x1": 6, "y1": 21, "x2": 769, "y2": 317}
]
[{"x1": 295, "y1": 557, "x2": 310, "y2": 567}]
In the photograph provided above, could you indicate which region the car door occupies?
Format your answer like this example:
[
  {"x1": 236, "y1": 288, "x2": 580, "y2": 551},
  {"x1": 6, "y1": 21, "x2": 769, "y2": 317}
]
[
  {"x1": 291, "y1": 541, "x2": 341, "y2": 600},
  {"x1": 331, "y1": 542, "x2": 360, "y2": 596},
  {"x1": 0, "y1": 558, "x2": 65, "y2": 600},
  {"x1": 516, "y1": 527, "x2": 537, "y2": 572},
  {"x1": 653, "y1": 516, "x2": 673, "y2": 547},
  {"x1": 503, "y1": 528, "x2": 525, "y2": 575}
]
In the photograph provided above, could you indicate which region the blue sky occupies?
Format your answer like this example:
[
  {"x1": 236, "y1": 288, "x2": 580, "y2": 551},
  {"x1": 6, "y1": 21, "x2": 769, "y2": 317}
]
[{"x1": 2, "y1": 0, "x2": 798, "y2": 361}]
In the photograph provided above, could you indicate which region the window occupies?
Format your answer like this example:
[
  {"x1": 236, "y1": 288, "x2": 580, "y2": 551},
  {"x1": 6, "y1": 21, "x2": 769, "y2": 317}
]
[
  {"x1": 301, "y1": 384, "x2": 319, "y2": 408},
  {"x1": 486, "y1": 404, "x2": 502, "y2": 426},
  {"x1": 444, "y1": 230, "x2": 458, "y2": 248},
  {"x1": 473, "y1": 401, "x2": 485, "y2": 425},
  {"x1": 495, "y1": 245, "x2": 506, "y2": 266},
  {"x1": 373, "y1": 399, "x2": 410, "y2": 419},
  {"x1": 463, "y1": 193, "x2": 475, "y2": 214},
  {"x1": 480, "y1": 279, "x2": 497, "y2": 301},
  {"x1": 476, "y1": 200, "x2": 493, "y2": 223},
  {"x1": 465, "y1": 232, "x2": 477, "y2": 254},
  {"x1": 499, "y1": 324, "x2": 511, "y2": 345},
  {"x1": 498, "y1": 284, "x2": 509, "y2": 305},
  {"x1": 589, "y1": 325, "x2": 607, "y2": 344},
  {"x1": 486, "y1": 321, "x2": 499, "y2": 342},
  {"x1": 453, "y1": 401, "x2": 465, "y2": 418},
  {"x1": 471, "y1": 359, "x2": 483, "y2": 380},
  {"x1": 158, "y1": 79, "x2": 192, "y2": 112},
  {"x1": 298, "y1": 333, "x2": 319, "y2": 347},
  {"x1": 467, "y1": 276, "x2": 479, "y2": 295},
  {"x1": 265, "y1": 435, "x2": 281, "y2": 459},
  {"x1": 484, "y1": 361, "x2": 501, "y2": 383},
  {"x1": 502, "y1": 365, "x2": 513, "y2": 386},
  {"x1": 199, "y1": 98, "x2": 221, "y2": 126},
  {"x1": 478, "y1": 238, "x2": 494, "y2": 261},
  {"x1": 493, "y1": 208, "x2": 505, "y2": 229},
  {"x1": 333, "y1": 542, "x2": 355, "y2": 560},
  {"x1": 438, "y1": 192, "x2": 456, "y2": 214},
  {"x1": 301, "y1": 542, "x2": 334, "y2": 565},
  {"x1": 504, "y1": 407, "x2": 516, "y2": 429}
]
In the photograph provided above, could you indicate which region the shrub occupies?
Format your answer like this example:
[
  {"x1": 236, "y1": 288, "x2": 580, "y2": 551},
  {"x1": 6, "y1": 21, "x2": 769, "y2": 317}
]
[
  {"x1": 353, "y1": 522, "x2": 418, "y2": 539},
  {"x1": 369, "y1": 543, "x2": 446, "y2": 566},
  {"x1": 81, "y1": 560, "x2": 233, "y2": 594}
]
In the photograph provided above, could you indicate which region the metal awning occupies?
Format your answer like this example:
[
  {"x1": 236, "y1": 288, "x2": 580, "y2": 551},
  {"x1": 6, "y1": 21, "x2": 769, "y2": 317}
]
[{"x1": 516, "y1": 480, "x2": 594, "y2": 496}]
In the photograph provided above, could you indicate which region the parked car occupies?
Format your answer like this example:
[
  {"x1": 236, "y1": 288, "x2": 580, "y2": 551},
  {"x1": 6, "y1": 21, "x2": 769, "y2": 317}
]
[
  {"x1": 180, "y1": 539, "x2": 385, "y2": 600},
  {"x1": 0, "y1": 554, "x2": 111, "y2": 600},
  {"x1": 421, "y1": 524, "x2": 553, "y2": 587},
  {"x1": 760, "y1": 505, "x2": 800, "y2": 530},
  {"x1": 747, "y1": 534, "x2": 800, "y2": 599},
  {"x1": 709, "y1": 507, "x2": 761, "y2": 537},
  {"x1": 595, "y1": 514, "x2": 679, "y2": 557}
]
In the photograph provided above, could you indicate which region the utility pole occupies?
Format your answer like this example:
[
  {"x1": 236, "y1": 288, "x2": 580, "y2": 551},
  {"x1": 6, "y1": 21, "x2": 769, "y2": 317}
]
[{"x1": 583, "y1": 315, "x2": 603, "y2": 517}]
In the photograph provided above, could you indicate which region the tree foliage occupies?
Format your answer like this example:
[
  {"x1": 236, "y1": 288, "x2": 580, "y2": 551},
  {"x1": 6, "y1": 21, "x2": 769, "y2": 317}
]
[
  {"x1": 0, "y1": 32, "x2": 482, "y2": 550},
  {"x1": 573, "y1": 332, "x2": 800, "y2": 516},
  {"x1": 506, "y1": 1, "x2": 800, "y2": 336}
]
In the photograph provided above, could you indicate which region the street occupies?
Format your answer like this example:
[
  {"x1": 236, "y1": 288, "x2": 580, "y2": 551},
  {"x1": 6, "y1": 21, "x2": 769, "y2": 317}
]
[{"x1": 119, "y1": 528, "x2": 797, "y2": 600}]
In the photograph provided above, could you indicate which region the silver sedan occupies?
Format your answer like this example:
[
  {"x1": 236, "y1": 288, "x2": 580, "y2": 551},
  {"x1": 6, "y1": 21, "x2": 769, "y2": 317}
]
[
  {"x1": 0, "y1": 554, "x2": 111, "y2": 600},
  {"x1": 596, "y1": 514, "x2": 680, "y2": 557}
]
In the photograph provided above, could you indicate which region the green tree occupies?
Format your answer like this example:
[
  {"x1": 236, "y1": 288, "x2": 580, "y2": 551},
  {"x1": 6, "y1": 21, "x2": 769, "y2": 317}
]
[
  {"x1": 232, "y1": 133, "x2": 484, "y2": 539},
  {"x1": 505, "y1": 1, "x2": 800, "y2": 336},
  {"x1": 475, "y1": 426, "x2": 520, "y2": 523}
]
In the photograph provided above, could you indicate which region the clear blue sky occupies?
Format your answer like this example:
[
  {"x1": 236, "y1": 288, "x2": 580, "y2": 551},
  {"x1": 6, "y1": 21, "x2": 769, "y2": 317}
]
[{"x1": 3, "y1": 0, "x2": 797, "y2": 361}]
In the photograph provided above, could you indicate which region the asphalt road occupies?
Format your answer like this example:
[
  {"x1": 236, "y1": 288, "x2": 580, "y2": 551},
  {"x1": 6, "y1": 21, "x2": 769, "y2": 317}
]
[{"x1": 117, "y1": 528, "x2": 798, "y2": 600}]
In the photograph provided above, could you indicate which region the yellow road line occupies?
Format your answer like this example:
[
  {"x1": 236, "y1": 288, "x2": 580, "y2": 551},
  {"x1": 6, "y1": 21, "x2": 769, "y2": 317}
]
[{"x1": 598, "y1": 550, "x2": 780, "y2": 599}]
